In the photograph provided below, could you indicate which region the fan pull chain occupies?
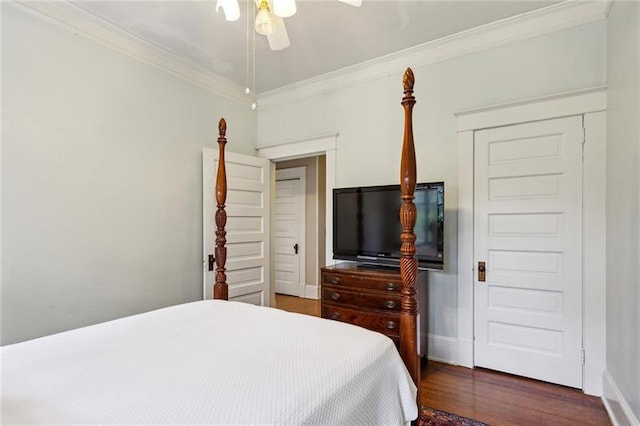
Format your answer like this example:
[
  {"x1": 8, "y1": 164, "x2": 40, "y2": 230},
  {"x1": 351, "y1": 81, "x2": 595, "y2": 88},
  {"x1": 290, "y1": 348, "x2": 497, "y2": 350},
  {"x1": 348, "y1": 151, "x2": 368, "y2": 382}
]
[
  {"x1": 252, "y1": 16, "x2": 257, "y2": 111},
  {"x1": 245, "y1": 0, "x2": 251, "y2": 97}
]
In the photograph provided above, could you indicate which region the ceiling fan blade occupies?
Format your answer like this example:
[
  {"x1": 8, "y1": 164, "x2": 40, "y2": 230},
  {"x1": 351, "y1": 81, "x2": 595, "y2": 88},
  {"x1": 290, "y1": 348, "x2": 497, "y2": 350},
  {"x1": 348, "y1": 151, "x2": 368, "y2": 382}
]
[
  {"x1": 216, "y1": 0, "x2": 240, "y2": 21},
  {"x1": 267, "y1": 16, "x2": 290, "y2": 50},
  {"x1": 337, "y1": 0, "x2": 362, "y2": 7}
]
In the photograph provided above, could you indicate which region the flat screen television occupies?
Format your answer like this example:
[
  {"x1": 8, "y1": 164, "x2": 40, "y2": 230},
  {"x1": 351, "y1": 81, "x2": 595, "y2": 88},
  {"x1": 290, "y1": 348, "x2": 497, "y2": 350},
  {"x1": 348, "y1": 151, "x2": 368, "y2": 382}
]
[{"x1": 333, "y1": 182, "x2": 444, "y2": 270}]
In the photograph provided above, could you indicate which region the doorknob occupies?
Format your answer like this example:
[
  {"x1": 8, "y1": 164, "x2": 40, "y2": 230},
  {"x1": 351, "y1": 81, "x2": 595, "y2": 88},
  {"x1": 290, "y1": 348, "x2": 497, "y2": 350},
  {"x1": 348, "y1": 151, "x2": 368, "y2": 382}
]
[
  {"x1": 478, "y1": 261, "x2": 486, "y2": 282},
  {"x1": 293, "y1": 243, "x2": 299, "y2": 254}
]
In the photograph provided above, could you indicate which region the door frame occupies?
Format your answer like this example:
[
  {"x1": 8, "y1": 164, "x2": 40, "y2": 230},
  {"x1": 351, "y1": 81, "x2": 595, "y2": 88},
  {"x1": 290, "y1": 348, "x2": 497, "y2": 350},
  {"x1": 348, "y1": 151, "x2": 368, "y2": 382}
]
[
  {"x1": 275, "y1": 167, "x2": 307, "y2": 297},
  {"x1": 257, "y1": 134, "x2": 337, "y2": 305},
  {"x1": 455, "y1": 87, "x2": 606, "y2": 395}
]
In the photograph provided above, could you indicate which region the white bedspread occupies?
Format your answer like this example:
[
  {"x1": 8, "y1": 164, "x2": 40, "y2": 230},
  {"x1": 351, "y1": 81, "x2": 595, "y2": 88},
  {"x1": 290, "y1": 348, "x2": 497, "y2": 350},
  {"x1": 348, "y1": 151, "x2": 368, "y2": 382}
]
[{"x1": 1, "y1": 300, "x2": 417, "y2": 425}]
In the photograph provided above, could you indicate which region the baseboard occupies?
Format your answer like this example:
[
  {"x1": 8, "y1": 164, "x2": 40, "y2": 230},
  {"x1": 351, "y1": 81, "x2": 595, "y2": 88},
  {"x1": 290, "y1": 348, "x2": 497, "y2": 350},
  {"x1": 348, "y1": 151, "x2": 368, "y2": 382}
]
[
  {"x1": 304, "y1": 285, "x2": 319, "y2": 300},
  {"x1": 456, "y1": 337, "x2": 474, "y2": 368},
  {"x1": 427, "y1": 334, "x2": 458, "y2": 364},
  {"x1": 584, "y1": 358, "x2": 604, "y2": 396},
  {"x1": 602, "y1": 369, "x2": 640, "y2": 425}
]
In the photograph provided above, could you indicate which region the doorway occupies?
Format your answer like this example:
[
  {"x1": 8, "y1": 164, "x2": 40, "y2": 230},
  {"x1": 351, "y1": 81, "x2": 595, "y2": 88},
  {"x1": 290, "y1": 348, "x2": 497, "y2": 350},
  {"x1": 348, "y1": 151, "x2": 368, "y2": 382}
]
[
  {"x1": 256, "y1": 134, "x2": 336, "y2": 306},
  {"x1": 275, "y1": 156, "x2": 326, "y2": 300},
  {"x1": 455, "y1": 88, "x2": 606, "y2": 395}
]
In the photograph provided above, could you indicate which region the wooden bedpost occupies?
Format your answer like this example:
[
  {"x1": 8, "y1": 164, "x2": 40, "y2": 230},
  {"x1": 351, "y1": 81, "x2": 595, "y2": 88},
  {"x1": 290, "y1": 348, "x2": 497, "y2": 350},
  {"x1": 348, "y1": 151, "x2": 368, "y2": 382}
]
[
  {"x1": 214, "y1": 118, "x2": 229, "y2": 300},
  {"x1": 399, "y1": 68, "x2": 421, "y2": 398}
]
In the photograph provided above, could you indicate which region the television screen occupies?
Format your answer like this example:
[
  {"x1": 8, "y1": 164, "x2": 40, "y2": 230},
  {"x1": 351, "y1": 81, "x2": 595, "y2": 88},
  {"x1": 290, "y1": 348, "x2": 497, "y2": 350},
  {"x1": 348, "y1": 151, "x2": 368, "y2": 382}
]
[{"x1": 333, "y1": 182, "x2": 444, "y2": 270}]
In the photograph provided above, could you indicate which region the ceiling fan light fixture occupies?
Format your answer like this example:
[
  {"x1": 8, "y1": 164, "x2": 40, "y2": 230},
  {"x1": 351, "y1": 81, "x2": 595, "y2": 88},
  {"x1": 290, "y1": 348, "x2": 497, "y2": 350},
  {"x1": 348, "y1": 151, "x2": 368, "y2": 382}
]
[
  {"x1": 216, "y1": 0, "x2": 240, "y2": 21},
  {"x1": 255, "y1": 0, "x2": 275, "y2": 36},
  {"x1": 273, "y1": 0, "x2": 296, "y2": 18}
]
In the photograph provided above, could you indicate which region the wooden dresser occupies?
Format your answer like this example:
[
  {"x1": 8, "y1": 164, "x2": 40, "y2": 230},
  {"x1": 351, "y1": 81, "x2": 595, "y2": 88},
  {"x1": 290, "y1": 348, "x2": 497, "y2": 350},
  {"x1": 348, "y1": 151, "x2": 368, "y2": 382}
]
[{"x1": 321, "y1": 262, "x2": 427, "y2": 354}]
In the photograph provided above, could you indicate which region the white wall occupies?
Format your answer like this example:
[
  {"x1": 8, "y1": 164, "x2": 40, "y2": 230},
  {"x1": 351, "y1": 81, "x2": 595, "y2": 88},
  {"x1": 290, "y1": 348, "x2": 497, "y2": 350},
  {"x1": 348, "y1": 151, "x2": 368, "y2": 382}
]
[
  {"x1": 258, "y1": 22, "x2": 606, "y2": 344},
  {"x1": 605, "y1": 0, "x2": 640, "y2": 421},
  {"x1": 1, "y1": 4, "x2": 256, "y2": 345}
]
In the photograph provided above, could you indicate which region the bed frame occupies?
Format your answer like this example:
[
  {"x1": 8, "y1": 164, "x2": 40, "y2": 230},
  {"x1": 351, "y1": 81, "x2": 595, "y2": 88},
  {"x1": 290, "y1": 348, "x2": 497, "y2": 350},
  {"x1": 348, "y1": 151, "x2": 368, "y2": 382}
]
[{"x1": 212, "y1": 68, "x2": 421, "y2": 396}]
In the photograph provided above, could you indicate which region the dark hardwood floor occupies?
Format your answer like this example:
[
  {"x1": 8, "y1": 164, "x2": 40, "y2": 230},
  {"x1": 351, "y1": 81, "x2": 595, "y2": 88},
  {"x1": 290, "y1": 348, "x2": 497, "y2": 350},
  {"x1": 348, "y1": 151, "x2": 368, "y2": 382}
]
[
  {"x1": 275, "y1": 294, "x2": 611, "y2": 426},
  {"x1": 422, "y1": 360, "x2": 610, "y2": 425}
]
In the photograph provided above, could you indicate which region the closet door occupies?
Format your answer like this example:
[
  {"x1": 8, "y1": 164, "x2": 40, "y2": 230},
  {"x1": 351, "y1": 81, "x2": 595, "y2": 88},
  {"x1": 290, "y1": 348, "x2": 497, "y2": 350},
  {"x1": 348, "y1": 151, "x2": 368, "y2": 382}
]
[{"x1": 474, "y1": 116, "x2": 583, "y2": 388}]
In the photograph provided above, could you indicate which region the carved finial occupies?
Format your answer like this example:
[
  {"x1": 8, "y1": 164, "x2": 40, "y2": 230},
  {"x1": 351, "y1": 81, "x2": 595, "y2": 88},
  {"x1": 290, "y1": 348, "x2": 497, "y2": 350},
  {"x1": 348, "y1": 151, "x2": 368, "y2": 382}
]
[
  {"x1": 402, "y1": 68, "x2": 414, "y2": 92},
  {"x1": 218, "y1": 118, "x2": 227, "y2": 137}
]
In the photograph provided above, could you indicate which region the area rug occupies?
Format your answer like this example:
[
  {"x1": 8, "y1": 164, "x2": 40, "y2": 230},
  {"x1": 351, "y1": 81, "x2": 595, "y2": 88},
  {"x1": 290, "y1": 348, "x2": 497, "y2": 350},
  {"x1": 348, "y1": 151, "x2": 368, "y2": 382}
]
[{"x1": 419, "y1": 406, "x2": 489, "y2": 426}]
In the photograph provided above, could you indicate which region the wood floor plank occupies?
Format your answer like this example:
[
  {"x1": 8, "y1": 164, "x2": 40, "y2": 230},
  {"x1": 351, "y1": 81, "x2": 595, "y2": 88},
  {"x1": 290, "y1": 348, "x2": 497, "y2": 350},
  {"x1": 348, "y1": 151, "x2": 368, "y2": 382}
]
[
  {"x1": 421, "y1": 363, "x2": 610, "y2": 425},
  {"x1": 274, "y1": 293, "x2": 320, "y2": 317},
  {"x1": 275, "y1": 294, "x2": 611, "y2": 426},
  {"x1": 422, "y1": 372, "x2": 598, "y2": 417}
]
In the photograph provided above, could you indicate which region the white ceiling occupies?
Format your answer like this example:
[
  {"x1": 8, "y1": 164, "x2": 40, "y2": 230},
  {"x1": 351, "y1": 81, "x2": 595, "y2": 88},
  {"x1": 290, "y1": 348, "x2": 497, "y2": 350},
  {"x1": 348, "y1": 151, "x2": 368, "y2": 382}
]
[{"x1": 69, "y1": 1, "x2": 561, "y2": 94}]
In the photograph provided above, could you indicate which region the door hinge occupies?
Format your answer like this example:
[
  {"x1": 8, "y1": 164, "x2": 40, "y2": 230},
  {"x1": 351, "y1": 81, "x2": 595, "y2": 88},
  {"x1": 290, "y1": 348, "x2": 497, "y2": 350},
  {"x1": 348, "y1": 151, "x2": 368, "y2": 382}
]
[
  {"x1": 582, "y1": 127, "x2": 586, "y2": 145},
  {"x1": 581, "y1": 349, "x2": 585, "y2": 365}
]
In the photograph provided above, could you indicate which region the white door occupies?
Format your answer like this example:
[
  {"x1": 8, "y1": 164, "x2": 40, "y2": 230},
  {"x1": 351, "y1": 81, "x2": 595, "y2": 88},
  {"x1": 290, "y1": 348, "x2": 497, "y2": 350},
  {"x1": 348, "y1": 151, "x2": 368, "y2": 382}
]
[
  {"x1": 474, "y1": 116, "x2": 583, "y2": 388},
  {"x1": 203, "y1": 148, "x2": 270, "y2": 306},
  {"x1": 274, "y1": 168, "x2": 305, "y2": 296}
]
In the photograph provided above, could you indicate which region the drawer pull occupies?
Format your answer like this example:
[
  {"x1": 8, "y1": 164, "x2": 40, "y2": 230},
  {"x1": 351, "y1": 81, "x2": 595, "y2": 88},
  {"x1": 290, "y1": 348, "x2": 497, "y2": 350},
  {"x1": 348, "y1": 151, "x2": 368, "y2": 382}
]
[
  {"x1": 330, "y1": 277, "x2": 341, "y2": 284},
  {"x1": 384, "y1": 300, "x2": 397, "y2": 309},
  {"x1": 330, "y1": 311, "x2": 341, "y2": 320},
  {"x1": 385, "y1": 283, "x2": 397, "y2": 291},
  {"x1": 331, "y1": 292, "x2": 341, "y2": 301},
  {"x1": 386, "y1": 321, "x2": 397, "y2": 330}
]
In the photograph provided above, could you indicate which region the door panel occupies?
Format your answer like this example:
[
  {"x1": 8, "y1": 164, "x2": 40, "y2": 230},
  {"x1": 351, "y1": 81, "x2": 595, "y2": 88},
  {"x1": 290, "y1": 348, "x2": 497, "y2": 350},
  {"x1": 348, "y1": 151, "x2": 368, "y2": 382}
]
[
  {"x1": 203, "y1": 148, "x2": 270, "y2": 306},
  {"x1": 274, "y1": 178, "x2": 303, "y2": 296},
  {"x1": 474, "y1": 116, "x2": 583, "y2": 388}
]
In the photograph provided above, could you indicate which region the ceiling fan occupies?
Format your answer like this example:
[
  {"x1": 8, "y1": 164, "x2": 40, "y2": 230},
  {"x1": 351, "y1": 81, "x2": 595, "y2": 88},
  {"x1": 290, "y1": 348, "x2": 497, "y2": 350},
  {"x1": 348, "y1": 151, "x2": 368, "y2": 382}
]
[{"x1": 216, "y1": 0, "x2": 363, "y2": 51}]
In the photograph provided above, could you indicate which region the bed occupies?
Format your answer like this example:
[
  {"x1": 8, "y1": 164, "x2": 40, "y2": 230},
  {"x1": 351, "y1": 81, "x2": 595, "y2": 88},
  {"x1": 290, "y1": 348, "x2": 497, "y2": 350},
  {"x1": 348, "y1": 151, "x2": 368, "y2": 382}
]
[{"x1": 1, "y1": 68, "x2": 422, "y2": 425}]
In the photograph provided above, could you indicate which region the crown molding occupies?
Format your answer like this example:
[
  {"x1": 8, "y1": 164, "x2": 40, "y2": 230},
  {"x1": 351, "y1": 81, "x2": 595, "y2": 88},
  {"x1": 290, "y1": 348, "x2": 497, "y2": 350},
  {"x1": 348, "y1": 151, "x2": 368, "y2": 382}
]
[
  {"x1": 9, "y1": 1, "x2": 250, "y2": 106},
  {"x1": 9, "y1": 0, "x2": 609, "y2": 110},
  {"x1": 258, "y1": 0, "x2": 609, "y2": 110},
  {"x1": 603, "y1": 0, "x2": 615, "y2": 17}
]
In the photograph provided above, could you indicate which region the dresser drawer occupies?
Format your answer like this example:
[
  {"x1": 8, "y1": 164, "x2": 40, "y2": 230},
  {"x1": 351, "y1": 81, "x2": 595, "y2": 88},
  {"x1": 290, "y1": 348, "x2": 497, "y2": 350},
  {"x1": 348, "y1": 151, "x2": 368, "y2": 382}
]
[
  {"x1": 322, "y1": 304, "x2": 400, "y2": 337},
  {"x1": 322, "y1": 272, "x2": 402, "y2": 293},
  {"x1": 322, "y1": 287, "x2": 402, "y2": 312}
]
